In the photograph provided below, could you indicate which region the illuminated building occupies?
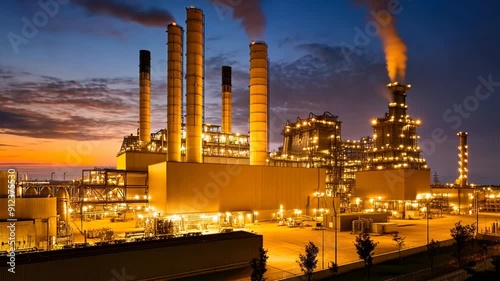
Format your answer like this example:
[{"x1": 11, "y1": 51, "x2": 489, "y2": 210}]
[
  {"x1": 364, "y1": 83, "x2": 428, "y2": 171},
  {"x1": 355, "y1": 82, "x2": 431, "y2": 216},
  {"x1": 268, "y1": 112, "x2": 342, "y2": 192}
]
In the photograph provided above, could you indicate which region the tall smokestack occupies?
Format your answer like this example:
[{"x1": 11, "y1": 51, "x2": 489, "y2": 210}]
[
  {"x1": 249, "y1": 41, "x2": 268, "y2": 165},
  {"x1": 386, "y1": 82, "x2": 410, "y2": 119},
  {"x1": 139, "y1": 50, "x2": 151, "y2": 146},
  {"x1": 222, "y1": 66, "x2": 232, "y2": 133},
  {"x1": 457, "y1": 132, "x2": 468, "y2": 188},
  {"x1": 167, "y1": 23, "x2": 183, "y2": 162},
  {"x1": 185, "y1": 7, "x2": 204, "y2": 163}
]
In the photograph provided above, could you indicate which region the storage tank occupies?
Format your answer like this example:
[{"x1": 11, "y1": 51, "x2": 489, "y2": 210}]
[{"x1": 56, "y1": 187, "x2": 69, "y2": 222}]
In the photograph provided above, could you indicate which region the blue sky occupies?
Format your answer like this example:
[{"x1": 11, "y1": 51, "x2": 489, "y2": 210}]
[{"x1": 1, "y1": 0, "x2": 500, "y2": 184}]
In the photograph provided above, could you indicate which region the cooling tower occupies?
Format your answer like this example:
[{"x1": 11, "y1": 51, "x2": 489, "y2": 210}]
[
  {"x1": 139, "y1": 50, "x2": 151, "y2": 146},
  {"x1": 249, "y1": 41, "x2": 269, "y2": 165},
  {"x1": 167, "y1": 23, "x2": 183, "y2": 162},
  {"x1": 457, "y1": 132, "x2": 468, "y2": 188},
  {"x1": 185, "y1": 7, "x2": 204, "y2": 163},
  {"x1": 222, "y1": 66, "x2": 232, "y2": 133}
]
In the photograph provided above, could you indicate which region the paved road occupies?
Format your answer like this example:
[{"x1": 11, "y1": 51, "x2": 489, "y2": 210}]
[{"x1": 69, "y1": 213, "x2": 500, "y2": 280}]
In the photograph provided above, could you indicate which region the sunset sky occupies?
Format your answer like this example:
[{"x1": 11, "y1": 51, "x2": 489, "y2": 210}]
[{"x1": 1, "y1": 0, "x2": 500, "y2": 183}]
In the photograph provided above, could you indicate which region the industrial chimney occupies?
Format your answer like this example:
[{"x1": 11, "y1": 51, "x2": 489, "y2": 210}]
[
  {"x1": 167, "y1": 23, "x2": 183, "y2": 162},
  {"x1": 457, "y1": 132, "x2": 468, "y2": 188},
  {"x1": 222, "y1": 66, "x2": 232, "y2": 133},
  {"x1": 249, "y1": 41, "x2": 269, "y2": 166},
  {"x1": 139, "y1": 50, "x2": 151, "y2": 147},
  {"x1": 185, "y1": 7, "x2": 204, "y2": 163},
  {"x1": 386, "y1": 82, "x2": 410, "y2": 119}
]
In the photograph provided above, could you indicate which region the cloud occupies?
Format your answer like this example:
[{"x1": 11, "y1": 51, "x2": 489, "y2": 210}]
[
  {"x1": 0, "y1": 67, "x2": 169, "y2": 141},
  {"x1": 74, "y1": 0, "x2": 175, "y2": 27},
  {"x1": 212, "y1": 0, "x2": 266, "y2": 40}
]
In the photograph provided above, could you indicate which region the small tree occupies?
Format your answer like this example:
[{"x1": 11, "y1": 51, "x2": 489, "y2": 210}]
[
  {"x1": 480, "y1": 244, "x2": 488, "y2": 271},
  {"x1": 354, "y1": 229, "x2": 379, "y2": 281},
  {"x1": 250, "y1": 247, "x2": 269, "y2": 281},
  {"x1": 328, "y1": 261, "x2": 339, "y2": 277},
  {"x1": 450, "y1": 221, "x2": 476, "y2": 267},
  {"x1": 427, "y1": 239, "x2": 440, "y2": 277},
  {"x1": 392, "y1": 232, "x2": 406, "y2": 265},
  {"x1": 491, "y1": 255, "x2": 500, "y2": 274},
  {"x1": 297, "y1": 241, "x2": 319, "y2": 281}
]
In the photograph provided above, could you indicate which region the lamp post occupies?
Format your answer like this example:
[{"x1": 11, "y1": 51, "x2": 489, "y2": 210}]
[
  {"x1": 426, "y1": 201, "x2": 430, "y2": 246},
  {"x1": 333, "y1": 196, "x2": 338, "y2": 267},
  {"x1": 322, "y1": 227, "x2": 325, "y2": 269},
  {"x1": 472, "y1": 184, "x2": 479, "y2": 235}
]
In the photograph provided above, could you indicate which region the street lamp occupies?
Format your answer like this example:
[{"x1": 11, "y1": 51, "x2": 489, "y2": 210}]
[
  {"x1": 333, "y1": 196, "x2": 339, "y2": 267},
  {"x1": 472, "y1": 184, "x2": 479, "y2": 235}
]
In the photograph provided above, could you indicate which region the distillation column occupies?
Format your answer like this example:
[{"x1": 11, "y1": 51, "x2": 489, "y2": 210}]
[
  {"x1": 167, "y1": 23, "x2": 183, "y2": 162},
  {"x1": 139, "y1": 50, "x2": 151, "y2": 147},
  {"x1": 222, "y1": 66, "x2": 232, "y2": 133},
  {"x1": 249, "y1": 42, "x2": 269, "y2": 165},
  {"x1": 185, "y1": 7, "x2": 204, "y2": 163}
]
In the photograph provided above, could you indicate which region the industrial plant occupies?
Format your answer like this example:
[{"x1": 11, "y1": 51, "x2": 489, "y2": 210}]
[{"x1": 1, "y1": 5, "x2": 500, "y2": 281}]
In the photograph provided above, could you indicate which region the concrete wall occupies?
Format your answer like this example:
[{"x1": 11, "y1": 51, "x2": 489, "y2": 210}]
[
  {"x1": 355, "y1": 169, "x2": 430, "y2": 201},
  {"x1": 0, "y1": 232, "x2": 262, "y2": 281},
  {"x1": 149, "y1": 162, "x2": 326, "y2": 216},
  {"x1": 116, "y1": 151, "x2": 166, "y2": 171}
]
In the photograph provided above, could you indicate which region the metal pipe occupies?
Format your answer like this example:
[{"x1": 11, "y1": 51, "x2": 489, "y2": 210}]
[
  {"x1": 249, "y1": 41, "x2": 269, "y2": 165},
  {"x1": 222, "y1": 66, "x2": 232, "y2": 133},
  {"x1": 139, "y1": 50, "x2": 151, "y2": 147},
  {"x1": 185, "y1": 7, "x2": 204, "y2": 163},
  {"x1": 167, "y1": 23, "x2": 183, "y2": 162}
]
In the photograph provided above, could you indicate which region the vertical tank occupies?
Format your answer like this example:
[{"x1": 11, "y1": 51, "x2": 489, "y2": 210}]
[
  {"x1": 56, "y1": 187, "x2": 69, "y2": 222},
  {"x1": 249, "y1": 41, "x2": 269, "y2": 165},
  {"x1": 139, "y1": 50, "x2": 151, "y2": 146},
  {"x1": 185, "y1": 7, "x2": 204, "y2": 163},
  {"x1": 167, "y1": 23, "x2": 184, "y2": 162},
  {"x1": 40, "y1": 186, "x2": 52, "y2": 197},
  {"x1": 457, "y1": 132, "x2": 468, "y2": 188},
  {"x1": 222, "y1": 66, "x2": 232, "y2": 133}
]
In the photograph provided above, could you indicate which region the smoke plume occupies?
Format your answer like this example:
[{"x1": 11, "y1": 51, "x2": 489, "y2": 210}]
[
  {"x1": 75, "y1": 0, "x2": 175, "y2": 27},
  {"x1": 359, "y1": 0, "x2": 407, "y2": 82},
  {"x1": 213, "y1": 0, "x2": 266, "y2": 39}
]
